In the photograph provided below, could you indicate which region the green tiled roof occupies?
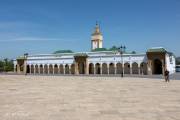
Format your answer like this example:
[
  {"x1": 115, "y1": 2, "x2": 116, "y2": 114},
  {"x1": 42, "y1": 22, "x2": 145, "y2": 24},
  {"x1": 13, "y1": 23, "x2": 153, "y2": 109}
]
[
  {"x1": 147, "y1": 47, "x2": 166, "y2": 53},
  {"x1": 91, "y1": 48, "x2": 107, "y2": 52},
  {"x1": 53, "y1": 50, "x2": 73, "y2": 54},
  {"x1": 17, "y1": 56, "x2": 25, "y2": 60},
  {"x1": 74, "y1": 53, "x2": 88, "y2": 57}
]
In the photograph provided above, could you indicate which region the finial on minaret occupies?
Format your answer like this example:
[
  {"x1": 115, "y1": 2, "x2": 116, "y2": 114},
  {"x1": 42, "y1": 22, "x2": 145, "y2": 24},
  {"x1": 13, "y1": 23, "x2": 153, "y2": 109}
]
[
  {"x1": 95, "y1": 21, "x2": 100, "y2": 28},
  {"x1": 92, "y1": 21, "x2": 101, "y2": 35}
]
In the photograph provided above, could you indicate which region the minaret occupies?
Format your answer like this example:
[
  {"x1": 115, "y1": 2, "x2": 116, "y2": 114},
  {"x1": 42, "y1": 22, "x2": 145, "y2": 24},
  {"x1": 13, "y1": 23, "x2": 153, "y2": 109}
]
[{"x1": 91, "y1": 23, "x2": 103, "y2": 50}]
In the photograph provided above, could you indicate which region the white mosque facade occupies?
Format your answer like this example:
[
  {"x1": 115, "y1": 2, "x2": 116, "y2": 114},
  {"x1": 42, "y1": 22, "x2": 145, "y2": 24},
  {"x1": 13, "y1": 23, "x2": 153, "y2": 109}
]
[{"x1": 14, "y1": 24, "x2": 176, "y2": 75}]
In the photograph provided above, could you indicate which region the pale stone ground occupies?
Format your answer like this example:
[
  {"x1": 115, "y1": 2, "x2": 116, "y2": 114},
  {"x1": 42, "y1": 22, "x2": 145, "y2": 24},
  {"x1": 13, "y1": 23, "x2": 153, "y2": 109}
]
[{"x1": 0, "y1": 75, "x2": 180, "y2": 120}]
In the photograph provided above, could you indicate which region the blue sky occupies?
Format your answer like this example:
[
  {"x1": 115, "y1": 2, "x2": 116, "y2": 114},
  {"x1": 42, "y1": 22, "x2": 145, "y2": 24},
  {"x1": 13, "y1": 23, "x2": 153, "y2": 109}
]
[{"x1": 0, "y1": 0, "x2": 179, "y2": 59}]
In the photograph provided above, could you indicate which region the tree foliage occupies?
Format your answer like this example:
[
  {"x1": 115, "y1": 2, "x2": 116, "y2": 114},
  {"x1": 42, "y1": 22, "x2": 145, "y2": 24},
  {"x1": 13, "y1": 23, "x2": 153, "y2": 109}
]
[
  {"x1": 92, "y1": 46, "x2": 129, "y2": 53},
  {"x1": 0, "y1": 59, "x2": 14, "y2": 72},
  {"x1": 109, "y1": 46, "x2": 119, "y2": 51},
  {"x1": 131, "y1": 51, "x2": 136, "y2": 54},
  {"x1": 53, "y1": 50, "x2": 73, "y2": 54},
  {"x1": 176, "y1": 57, "x2": 180, "y2": 65}
]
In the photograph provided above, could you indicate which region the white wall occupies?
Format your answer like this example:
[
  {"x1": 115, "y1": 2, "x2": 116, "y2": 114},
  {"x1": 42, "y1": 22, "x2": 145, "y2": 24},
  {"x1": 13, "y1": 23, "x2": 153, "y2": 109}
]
[
  {"x1": 166, "y1": 54, "x2": 176, "y2": 74},
  {"x1": 14, "y1": 53, "x2": 147, "y2": 67},
  {"x1": 88, "y1": 54, "x2": 147, "y2": 66}
]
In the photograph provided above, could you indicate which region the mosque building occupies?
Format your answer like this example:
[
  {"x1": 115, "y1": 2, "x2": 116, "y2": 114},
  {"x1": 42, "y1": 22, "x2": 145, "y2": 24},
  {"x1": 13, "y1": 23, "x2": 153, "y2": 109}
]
[{"x1": 14, "y1": 24, "x2": 176, "y2": 75}]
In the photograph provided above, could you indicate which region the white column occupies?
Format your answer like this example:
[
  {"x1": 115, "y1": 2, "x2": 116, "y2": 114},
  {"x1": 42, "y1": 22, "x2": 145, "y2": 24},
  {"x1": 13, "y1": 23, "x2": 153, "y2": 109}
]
[
  {"x1": 47, "y1": 64, "x2": 49, "y2": 74},
  {"x1": 69, "y1": 65, "x2": 71, "y2": 74},
  {"x1": 38, "y1": 65, "x2": 40, "y2": 74},
  {"x1": 29, "y1": 65, "x2": 32, "y2": 74},
  {"x1": 33, "y1": 65, "x2": 35, "y2": 74},
  {"x1": 114, "y1": 63, "x2": 117, "y2": 74},
  {"x1": 94, "y1": 65, "x2": 96, "y2": 75},
  {"x1": 122, "y1": 64, "x2": 124, "y2": 75},
  {"x1": 63, "y1": 65, "x2": 65, "y2": 74},
  {"x1": 14, "y1": 65, "x2": 16, "y2": 72},
  {"x1": 100, "y1": 63, "x2": 102, "y2": 75},
  {"x1": 57, "y1": 65, "x2": 60, "y2": 74},
  {"x1": 138, "y1": 63, "x2": 141, "y2": 75},
  {"x1": 107, "y1": 64, "x2": 109, "y2": 75},
  {"x1": 52, "y1": 64, "x2": 55, "y2": 74},
  {"x1": 42, "y1": 64, "x2": 44, "y2": 74},
  {"x1": 130, "y1": 64, "x2": 132, "y2": 74}
]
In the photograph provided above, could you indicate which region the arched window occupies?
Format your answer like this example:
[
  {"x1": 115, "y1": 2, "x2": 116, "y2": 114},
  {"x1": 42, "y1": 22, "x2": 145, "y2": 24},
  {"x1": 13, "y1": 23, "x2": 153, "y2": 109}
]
[
  {"x1": 116, "y1": 63, "x2": 123, "y2": 74},
  {"x1": 54, "y1": 64, "x2": 58, "y2": 74},
  {"x1": 95, "y1": 63, "x2": 101, "y2": 74},
  {"x1": 89, "y1": 63, "x2": 94, "y2": 74},
  {"x1": 132, "y1": 62, "x2": 138, "y2": 74},
  {"x1": 109, "y1": 63, "x2": 115, "y2": 74},
  {"x1": 102, "y1": 63, "x2": 108, "y2": 74},
  {"x1": 124, "y1": 63, "x2": 130, "y2": 74}
]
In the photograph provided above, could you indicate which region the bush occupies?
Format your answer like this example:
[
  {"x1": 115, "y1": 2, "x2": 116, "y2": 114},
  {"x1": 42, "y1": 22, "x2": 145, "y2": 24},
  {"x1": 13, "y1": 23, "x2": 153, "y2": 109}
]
[{"x1": 0, "y1": 59, "x2": 14, "y2": 72}]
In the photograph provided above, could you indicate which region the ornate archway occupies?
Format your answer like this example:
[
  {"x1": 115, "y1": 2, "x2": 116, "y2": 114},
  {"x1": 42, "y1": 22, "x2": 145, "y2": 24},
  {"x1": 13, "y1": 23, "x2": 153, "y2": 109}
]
[
  {"x1": 74, "y1": 54, "x2": 88, "y2": 75},
  {"x1": 78, "y1": 62, "x2": 85, "y2": 74}
]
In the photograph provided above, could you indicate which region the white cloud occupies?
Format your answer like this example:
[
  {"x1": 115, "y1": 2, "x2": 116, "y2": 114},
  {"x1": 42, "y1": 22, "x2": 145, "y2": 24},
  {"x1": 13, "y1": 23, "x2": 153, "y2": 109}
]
[
  {"x1": 0, "y1": 37, "x2": 79, "y2": 42},
  {"x1": 13, "y1": 37, "x2": 61, "y2": 41},
  {"x1": 0, "y1": 21, "x2": 36, "y2": 29},
  {"x1": 0, "y1": 21, "x2": 79, "y2": 43}
]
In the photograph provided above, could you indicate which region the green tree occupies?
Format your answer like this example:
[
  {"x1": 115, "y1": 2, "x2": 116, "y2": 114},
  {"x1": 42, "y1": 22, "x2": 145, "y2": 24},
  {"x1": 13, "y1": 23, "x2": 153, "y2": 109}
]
[
  {"x1": 0, "y1": 59, "x2": 14, "y2": 72},
  {"x1": 109, "y1": 46, "x2": 119, "y2": 51},
  {"x1": 0, "y1": 60, "x2": 4, "y2": 72},
  {"x1": 176, "y1": 57, "x2": 180, "y2": 65},
  {"x1": 131, "y1": 51, "x2": 136, "y2": 54},
  {"x1": 53, "y1": 50, "x2": 73, "y2": 54}
]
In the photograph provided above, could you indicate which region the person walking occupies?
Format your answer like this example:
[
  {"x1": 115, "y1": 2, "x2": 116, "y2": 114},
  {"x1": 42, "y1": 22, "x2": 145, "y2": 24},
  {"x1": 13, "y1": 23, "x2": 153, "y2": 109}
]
[{"x1": 164, "y1": 69, "x2": 170, "y2": 82}]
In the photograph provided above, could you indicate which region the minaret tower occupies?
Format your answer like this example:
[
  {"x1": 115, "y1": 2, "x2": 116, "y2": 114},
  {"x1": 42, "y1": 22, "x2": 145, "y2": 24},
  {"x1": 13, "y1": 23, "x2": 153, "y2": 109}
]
[{"x1": 91, "y1": 23, "x2": 103, "y2": 50}]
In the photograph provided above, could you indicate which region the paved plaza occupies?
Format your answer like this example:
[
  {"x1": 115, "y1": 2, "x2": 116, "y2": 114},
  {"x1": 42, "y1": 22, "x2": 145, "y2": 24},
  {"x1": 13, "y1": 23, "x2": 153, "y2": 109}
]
[{"x1": 0, "y1": 75, "x2": 180, "y2": 120}]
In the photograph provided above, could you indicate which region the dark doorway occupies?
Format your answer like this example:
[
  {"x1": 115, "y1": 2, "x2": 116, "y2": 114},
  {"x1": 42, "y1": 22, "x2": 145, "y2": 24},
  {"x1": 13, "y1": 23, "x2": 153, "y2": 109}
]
[
  {"x1": 78, "y1": 62, "x2": 85, "y2": 74},
  {"x1": 26, "y1": 65, "x2": 30, "y2": 73},
  {"x1": 96, "y1": 63, "x2": 101, "y2": 74},
  {"x1": 15, "y1": 65, "x2": 17, "y2": 72},
  {"x1": 153, "y1": 59, "x2": 162, "y2": 74},
  {"x1": 89, "y1": 63, "x2": 94, "y2": 74}
]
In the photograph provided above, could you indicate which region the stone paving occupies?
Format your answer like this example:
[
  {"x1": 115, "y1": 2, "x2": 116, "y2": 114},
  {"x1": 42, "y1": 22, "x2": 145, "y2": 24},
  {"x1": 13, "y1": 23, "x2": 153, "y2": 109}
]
[{"x1": 0, "y1": 75, "x2": 180, "y2": 120}]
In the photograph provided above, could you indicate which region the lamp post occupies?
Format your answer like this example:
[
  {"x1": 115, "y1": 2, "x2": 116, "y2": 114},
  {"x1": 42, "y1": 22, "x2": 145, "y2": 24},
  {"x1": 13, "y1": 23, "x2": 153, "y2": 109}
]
[
  {"x1": 24, "y1": 53, "x2": 28, "y2": 75},
  {"x1": 24, "y1": 53, "x2": 28, "y2": 58},
  {"x1": 118, "y1": 45, "x2": 126, "y2": 77}
]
